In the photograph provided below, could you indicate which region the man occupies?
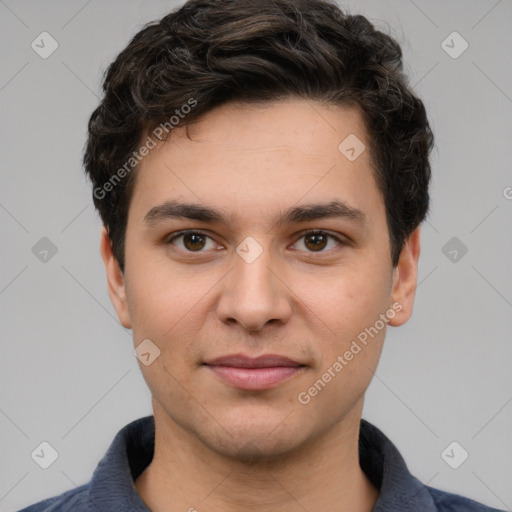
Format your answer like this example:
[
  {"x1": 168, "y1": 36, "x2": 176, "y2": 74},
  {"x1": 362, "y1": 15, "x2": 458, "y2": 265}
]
[{"x1": 19, "y1": 0, "x2": 506, "y2": 510}]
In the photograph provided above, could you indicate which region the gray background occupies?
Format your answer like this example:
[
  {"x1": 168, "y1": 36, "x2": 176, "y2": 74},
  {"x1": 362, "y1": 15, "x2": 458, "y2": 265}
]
[{"x1": 1, "y1": 0, "x2": 511, "y2": 510}]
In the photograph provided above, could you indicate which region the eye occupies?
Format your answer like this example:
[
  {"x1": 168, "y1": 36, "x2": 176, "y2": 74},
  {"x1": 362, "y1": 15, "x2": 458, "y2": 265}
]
[
  {"x1": 166, "y1": 229, "x2": 345, "y2": 254},
  {"x1": 167, "y1": 230, "x2": 219, "y2": 252},
  {"x1": 292, "y1": 230, "x2": 344, "y2": 253}
]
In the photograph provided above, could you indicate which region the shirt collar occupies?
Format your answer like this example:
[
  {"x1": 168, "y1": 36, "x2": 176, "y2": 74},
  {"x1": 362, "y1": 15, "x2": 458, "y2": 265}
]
[
  {"x1": 86, "y1": 415, "x2": 436, "y2": 511},
  {"x1": 359, "y1": 419, "x2": 437, "y2": 511}
]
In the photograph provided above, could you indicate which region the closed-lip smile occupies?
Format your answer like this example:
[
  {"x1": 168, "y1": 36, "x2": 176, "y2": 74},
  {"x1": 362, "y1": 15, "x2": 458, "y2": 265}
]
[{"x1": 203, "y1": 353, "x2": 306, "y2": 390}]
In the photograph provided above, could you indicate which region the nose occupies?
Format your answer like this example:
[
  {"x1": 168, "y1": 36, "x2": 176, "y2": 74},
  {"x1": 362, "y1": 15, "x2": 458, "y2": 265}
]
[{"x1": 216, "y1": 240, "x2": 292, "y2": 332}]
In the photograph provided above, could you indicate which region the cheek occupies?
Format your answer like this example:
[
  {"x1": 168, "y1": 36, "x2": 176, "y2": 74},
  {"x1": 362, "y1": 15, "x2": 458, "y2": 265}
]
[
  {"x1": 298, "y1": 263, "x2": 392, "y2": 339},
  {"x1": 124, "y1": 258, "x2": 216, "y2": 388},
  {"x1": 295, "y1": 270, "x2": 389, "y2": 417},
  {"x1": 126, "y1": 270, "x2": 202, "y2": 398},
  {"x1": 125, "y1": 250, "x2": 207, "y2": 339}
]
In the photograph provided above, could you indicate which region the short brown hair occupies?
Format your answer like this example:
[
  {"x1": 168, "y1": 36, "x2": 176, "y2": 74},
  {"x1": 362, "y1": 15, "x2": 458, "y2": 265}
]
[{"x1": 84, "y1": 0, "x2": 434, "y2": 272}]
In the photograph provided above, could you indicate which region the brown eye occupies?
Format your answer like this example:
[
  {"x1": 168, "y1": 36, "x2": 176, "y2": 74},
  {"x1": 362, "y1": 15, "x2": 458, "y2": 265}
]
[
  {"x1": 182, "y1": 233, "x2": 206, "y2": 251},
  {"x1": 293, "y1": 230, "x2": 343, "y2": 253},
  {"x1": 168, "y1": 231, "x2": 217, "y2": 252},
  {"x1": 304, "y1": 232, "x2": 328, "y2": 251}
]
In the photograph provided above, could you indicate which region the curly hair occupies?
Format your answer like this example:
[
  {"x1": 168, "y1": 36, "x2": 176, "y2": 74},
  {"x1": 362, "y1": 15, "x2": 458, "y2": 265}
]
[{"x1": 84, "y1": 0, "x2": 434, "y2": 273}]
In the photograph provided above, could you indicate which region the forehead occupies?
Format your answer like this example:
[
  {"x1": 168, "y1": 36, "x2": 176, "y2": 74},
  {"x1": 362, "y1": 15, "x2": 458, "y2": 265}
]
[{"x1": 128, "y1": 99, "x2": 384, "y2": 230}]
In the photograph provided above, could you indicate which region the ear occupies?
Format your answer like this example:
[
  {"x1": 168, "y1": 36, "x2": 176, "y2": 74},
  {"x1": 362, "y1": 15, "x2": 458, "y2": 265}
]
[
  {"x1": 387, "y1": 225, "x2": 421, "y2": 327},
  {"x1": 100, "y1": 226, "x2": 132, "y2": 329}
]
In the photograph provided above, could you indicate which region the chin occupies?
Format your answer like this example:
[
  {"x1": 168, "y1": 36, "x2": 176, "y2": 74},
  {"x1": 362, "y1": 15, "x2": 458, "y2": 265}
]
[
  {"x1": 212, "y1": 434, "x2": 303, "y2": 464},
  {"x1": 199, "y1": 417, "x2": 313, "y2": 465}
]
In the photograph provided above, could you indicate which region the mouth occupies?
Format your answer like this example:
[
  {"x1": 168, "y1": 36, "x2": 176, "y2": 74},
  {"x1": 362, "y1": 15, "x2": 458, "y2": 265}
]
[{"x1": 203, "y1": 353, "x2": 306, "y2": 391}]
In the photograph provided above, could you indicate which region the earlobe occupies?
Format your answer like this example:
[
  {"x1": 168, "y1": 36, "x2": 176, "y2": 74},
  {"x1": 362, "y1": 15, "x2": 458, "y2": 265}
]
[
  {"x1": 100, "y1": 226, "x2": 132, "y2": 329},
  {"x1": 387, "y1": 226, "x2": 421, "y2": 327}
]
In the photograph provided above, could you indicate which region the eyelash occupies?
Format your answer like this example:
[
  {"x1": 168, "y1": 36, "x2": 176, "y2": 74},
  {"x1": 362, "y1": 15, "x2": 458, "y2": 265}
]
[{"x1": 166, "y1": 229, "x2": 345, "y2": 254}]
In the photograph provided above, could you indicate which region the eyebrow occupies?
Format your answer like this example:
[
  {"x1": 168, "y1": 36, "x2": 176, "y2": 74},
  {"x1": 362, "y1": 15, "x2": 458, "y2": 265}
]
[{"x1": 143, "y1": 199, "x2": 367, "y2": 228}]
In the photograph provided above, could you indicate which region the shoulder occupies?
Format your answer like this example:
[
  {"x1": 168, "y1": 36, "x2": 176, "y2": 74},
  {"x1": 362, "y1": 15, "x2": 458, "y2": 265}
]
[
  {"x1": 427, "y1": 485, "x2": 507, "y2": 512},
  {"x1": 16, "y1": 415, "x2": 154, "y2": 512},
  {"x1": 16, "y1": 484, "x2": 89, "y2": 511},
  {"x1": 359, "y1": 419, "x2": 506, "y2": 512}
]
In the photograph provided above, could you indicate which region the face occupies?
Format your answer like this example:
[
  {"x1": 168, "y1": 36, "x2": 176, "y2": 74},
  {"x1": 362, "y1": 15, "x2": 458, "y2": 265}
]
[{"x1": 101, "y1": 99, "x2": 420, "y2": 461}]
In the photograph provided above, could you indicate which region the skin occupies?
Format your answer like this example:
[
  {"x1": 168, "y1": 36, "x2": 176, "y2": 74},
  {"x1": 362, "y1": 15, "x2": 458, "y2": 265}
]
[{"x1": 100, "y1": 99, "x2": 421, "y2": 512}]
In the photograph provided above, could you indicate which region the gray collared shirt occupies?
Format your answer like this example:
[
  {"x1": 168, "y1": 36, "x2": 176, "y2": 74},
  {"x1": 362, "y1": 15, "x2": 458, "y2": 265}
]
[{"x1": 18, "y1": 415, "x2": 506, "y2": 511}]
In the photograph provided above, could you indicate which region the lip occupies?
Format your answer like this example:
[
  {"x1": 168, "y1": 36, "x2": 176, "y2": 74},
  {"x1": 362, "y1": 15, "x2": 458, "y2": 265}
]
[{"x1": 203, "y1": 353, "x2": 305, "y2": 390}]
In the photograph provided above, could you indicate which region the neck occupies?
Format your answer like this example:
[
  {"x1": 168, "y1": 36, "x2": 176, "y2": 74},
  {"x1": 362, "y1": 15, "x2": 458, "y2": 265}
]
[{"x1": 135, "y1": 400, "x2": 378, "y2": 512}]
